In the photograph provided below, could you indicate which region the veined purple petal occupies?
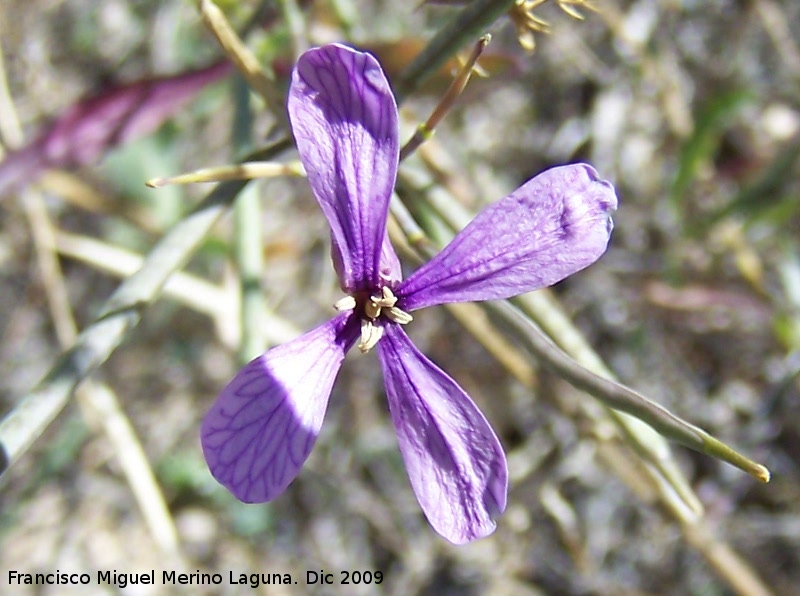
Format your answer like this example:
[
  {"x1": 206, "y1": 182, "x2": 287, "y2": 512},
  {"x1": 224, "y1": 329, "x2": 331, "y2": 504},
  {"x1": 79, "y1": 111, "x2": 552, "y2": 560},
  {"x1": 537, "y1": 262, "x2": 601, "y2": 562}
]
[
  {"x1": 398, "y1": 164, "x2": 618, "y2": 311},
  {"x1": 377, "y1": 324, "x2": 508, "y2": 544},
  {"x1": 201, "y1": 312, "x2": 359, "y2": 502},
  {"x1": 379, "y1": 231, "x2": 402, "y2": 284},
  {"x1": 288, "y1": 44, "x2": 400, "y2": 292}
]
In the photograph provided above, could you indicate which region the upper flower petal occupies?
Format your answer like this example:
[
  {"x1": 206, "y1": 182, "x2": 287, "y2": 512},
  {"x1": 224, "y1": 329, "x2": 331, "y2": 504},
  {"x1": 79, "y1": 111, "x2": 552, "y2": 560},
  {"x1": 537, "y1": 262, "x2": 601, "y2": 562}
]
[
  {"x1": 377, "y1": 324, "x2": 508, "y2": 544},
  {"x1": 288, "y1": 44, "x2": 400, "y2": 292},
  {"x1": 397, "y1": 164, "x2": 618, "y2": 311},
  {"x1": 201, "y1": 312, "x2": 359, "y2": 503}
]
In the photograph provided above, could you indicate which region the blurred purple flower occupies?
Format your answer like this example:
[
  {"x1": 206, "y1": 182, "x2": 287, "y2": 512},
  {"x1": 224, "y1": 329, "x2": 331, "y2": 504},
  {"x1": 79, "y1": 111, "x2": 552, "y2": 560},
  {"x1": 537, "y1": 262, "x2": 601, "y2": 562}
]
[
  {"x1": 201, "y1": 44, "x2": 617, "y2": 544},
  {"x1": 0, "y1": 61, "x2": 232, "y2": 196}
]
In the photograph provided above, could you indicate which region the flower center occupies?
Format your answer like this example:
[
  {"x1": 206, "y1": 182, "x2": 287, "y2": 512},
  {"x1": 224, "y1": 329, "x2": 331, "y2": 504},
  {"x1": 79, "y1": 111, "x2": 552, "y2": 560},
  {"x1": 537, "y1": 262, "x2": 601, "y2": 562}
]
[{"x1": 334, "y1": 286, "x2": 413, "y2": 353}]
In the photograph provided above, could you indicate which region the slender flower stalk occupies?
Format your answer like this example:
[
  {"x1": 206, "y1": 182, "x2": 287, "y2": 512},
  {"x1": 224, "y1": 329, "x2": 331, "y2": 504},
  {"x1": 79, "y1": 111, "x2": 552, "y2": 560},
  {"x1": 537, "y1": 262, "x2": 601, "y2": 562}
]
[
  {"x1": 201, "y1": 44, "x2": 617, "y2": 544},
  {"x1": 400, "y1": 34, "x2": 492, "y2": 161}
]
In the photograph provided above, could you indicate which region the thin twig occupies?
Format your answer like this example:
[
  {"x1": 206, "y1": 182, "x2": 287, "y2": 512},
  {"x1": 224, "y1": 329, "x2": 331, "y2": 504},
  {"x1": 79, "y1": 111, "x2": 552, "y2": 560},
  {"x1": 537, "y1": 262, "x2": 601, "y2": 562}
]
[
  {"x1": 0, "y1": 40, "x2": 22, "y2": 154},
  {"x1": 490, "y1": 300, "x2": 769, "y2": 483},
  {"x1": 146, "y1": 161, "x2": 304, "y2": 187},
  {"x1": 21, "y1": 187, "x2": 184, "y2": 561},
  {"x1": 53, "y1": 230, "x2": 300, "y2": 346},
  {"x1": 400, "y1": 34, "x2": 491, "y2": 161},
  {"x1": 199, "y1": 0, "x2": 285, "y2": 116},
  {"x1": 755, "y1": 0, "x2": 800, "y2": 77}
]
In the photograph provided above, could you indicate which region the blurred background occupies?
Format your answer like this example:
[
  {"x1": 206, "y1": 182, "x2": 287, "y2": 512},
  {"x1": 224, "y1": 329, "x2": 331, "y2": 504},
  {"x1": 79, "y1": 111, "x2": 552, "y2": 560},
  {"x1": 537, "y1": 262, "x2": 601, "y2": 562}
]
[{"x1": 0, "y1": 0, "x2": 798, "y2": 594}]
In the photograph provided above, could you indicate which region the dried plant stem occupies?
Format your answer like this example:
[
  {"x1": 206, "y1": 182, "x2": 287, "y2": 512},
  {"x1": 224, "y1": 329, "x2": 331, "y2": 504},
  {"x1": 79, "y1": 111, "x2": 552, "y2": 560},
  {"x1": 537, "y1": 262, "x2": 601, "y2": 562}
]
[
  {"x1": 0, "y1": 139, "x2": 291, "y2": 476},
  {"x1": 755, "y1": 0, "x2": 800, "y2": 76},
  {"x1": 445, "y1": 302, "x2": 537, "y2": 388},
  {"x1": 18, "y1": 188, "x2": 184, "y2": 563},
  {"x1": 146, "y1": 161, "x2": 303, "y2": 187},
  {"x1": 494, "y1": 299, "x2": 770, "y2": 483},
  {"x1": 0, "y1": 43, "x2": 21, "y2": 154},
  {"x1": 199, "y1": 0, "x2": 284, "y2": 114},
  {"x1": 511, "y1": 290, "x2": 704, "y2": 514},
  {"x1": 682, "y1": 520, "x2": 772, "y2": 596},
  {"x1": 0, "y1": 38, "x2": 184, "y2": 560},
  {"x1": 53, "y1": 230, "x2": 301, "y2": 346}
]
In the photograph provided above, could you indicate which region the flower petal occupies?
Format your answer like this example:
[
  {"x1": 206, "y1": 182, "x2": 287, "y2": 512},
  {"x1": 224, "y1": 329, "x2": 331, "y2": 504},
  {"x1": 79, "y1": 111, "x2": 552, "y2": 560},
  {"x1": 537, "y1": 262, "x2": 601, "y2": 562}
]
[
  {"x1": 379, "y1": 230, "x2": 402, "y2": 283},
  {"x1": 377, "y1": 324, "x2": 508, "y2": 544},
  {"x1": 398, "y1": 164, "x2": 618, "y2": 311},
  {"x1": 288, "y1": 44, "x2": 400, "y2": 292},
  {"x1": 201, "y1": 312, "x2": 359, "y2": 502}
]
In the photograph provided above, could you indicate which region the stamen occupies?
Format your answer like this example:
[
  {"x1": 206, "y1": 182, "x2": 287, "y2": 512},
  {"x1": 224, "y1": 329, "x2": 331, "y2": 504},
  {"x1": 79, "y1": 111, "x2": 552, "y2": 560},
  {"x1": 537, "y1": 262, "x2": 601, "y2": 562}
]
[
  {"x1": 358, "y1": 319, "x2": 384, "y2": 353},
  {"x1": 357, "y1": 286, "x2": 411, "y2": 353},
  {"x1": 385, "y1": 306, "x2": 413, "y2": 325},
  {"x1": 382, "y1": 286, "x2": 397, "y2": 305},
  {"x1": 334, "y1": 296, "x2": 356, "y2": 312},
  {"x1": 365, "y1": 286, "x2": 400, "y2": 320},
  {"x1": 371, "y1": 286, "x2": 398, "y2": 309},
  {"x1": 365, "y1": 300, "x2": 382, "y2": 320}
]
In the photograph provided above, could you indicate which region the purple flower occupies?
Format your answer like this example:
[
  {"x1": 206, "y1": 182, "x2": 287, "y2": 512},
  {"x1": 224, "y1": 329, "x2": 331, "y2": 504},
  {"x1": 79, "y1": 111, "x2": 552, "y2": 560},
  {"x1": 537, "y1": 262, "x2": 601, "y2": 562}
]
[
  {"x1": 0, "y1": 61, "x2": 232, "y2": 196},
  {"x1": 201, "y1": 44, "x2": 617, "y2": 544}
]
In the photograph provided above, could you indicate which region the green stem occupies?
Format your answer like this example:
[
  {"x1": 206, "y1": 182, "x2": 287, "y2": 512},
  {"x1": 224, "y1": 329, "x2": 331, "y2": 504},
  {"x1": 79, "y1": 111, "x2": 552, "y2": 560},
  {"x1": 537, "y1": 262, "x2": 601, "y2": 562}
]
[
  {"x1": 391, "y1": 173, "x2": 769, "y2": 486},
  {"x1": 232, "y1": 75, "x2": 265, "y2": 363},
  {"x1": 490, "y1": 300, "x2": 770, "y2": 483},
  {"x1": 0, "y1": 139, "x2": 291, "y2": 477},
  {"x1": 395, "y1": 0, "x2": 516, "y2": 100}
]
